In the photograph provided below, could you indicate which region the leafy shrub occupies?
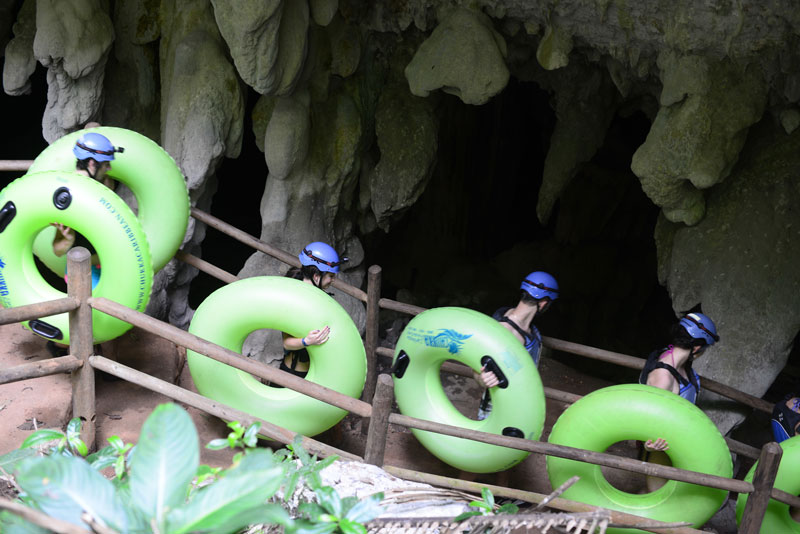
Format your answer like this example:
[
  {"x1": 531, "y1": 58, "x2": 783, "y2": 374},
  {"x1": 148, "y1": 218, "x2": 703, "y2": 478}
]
[{"x1": 0, "y1": 403, "x2": 384, "y2": 534}]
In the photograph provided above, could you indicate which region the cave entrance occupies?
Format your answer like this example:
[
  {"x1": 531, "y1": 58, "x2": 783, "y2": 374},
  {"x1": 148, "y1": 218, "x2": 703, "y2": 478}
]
[{"x1": 362, "y1": 77, "x2": 673, "y2": 379}]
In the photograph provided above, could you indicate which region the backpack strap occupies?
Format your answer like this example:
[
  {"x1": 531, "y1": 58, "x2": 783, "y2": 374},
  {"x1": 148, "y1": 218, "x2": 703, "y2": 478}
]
[
  {"x1": 653, "y1": 361, "x2": 689, "y2": 387},
  {"x1": 497, "y1": 315, "x2": 533, "y2": 345}
]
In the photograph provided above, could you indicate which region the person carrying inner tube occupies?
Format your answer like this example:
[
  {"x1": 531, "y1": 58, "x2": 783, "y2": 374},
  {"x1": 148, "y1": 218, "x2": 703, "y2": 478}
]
[
  {"x1": 473, "y1": 271, "x2": 559, "y2": 420},
  {"x1": 51, "y1": 131, "x2": 123, "y2": 266},
  {"x1": 771, "y1": 391, "x2": 800, "y2": 442},
  {"x1": 275, "y1": 241, "x2": 348, "y2": 383},
  {"x1": 47, "y1": 130, "x2": 124, "y2": 358},
  {"x1": 639, "y1": 312, "x2": 719, "y2": 490}
]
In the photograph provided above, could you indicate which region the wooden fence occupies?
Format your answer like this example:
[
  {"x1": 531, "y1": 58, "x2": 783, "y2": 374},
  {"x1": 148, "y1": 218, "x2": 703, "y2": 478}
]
[{"x1": 0, "y1": 211, "x2": 797, "y2": 533}]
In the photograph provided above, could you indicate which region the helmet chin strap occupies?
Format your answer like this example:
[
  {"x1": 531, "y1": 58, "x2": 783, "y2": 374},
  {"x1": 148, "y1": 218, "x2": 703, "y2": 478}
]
[{"x1": 85, "y1": 159, "x2": 98, "y2": 179}]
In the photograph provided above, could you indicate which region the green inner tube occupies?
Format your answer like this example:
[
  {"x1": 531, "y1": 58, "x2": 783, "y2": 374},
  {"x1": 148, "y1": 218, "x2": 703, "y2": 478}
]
[
  {"x1": 736, "y1": 435, "x2": 800, "y2": 533},
  {"x1": 546, "y1": 384, "x2": 732, "y2": 534},
  {"x1": 186, "y1": 276, "x2": 366, "y2": 437},
  {"x1": 28, "y1": 126, "x2": 189, "y2": 274},
  {"x1": 0, "y1": 171, "x2": 153, "y2": 344},
  {"x1": 392, "y1": 307, "x2": 545, "y2": 473}
]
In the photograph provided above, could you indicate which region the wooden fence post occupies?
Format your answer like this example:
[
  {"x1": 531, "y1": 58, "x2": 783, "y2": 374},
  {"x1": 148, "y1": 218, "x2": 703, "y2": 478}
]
[
  {"x1": 362, "y1": 265, "x2": 382, "y2": 404},
  {"x1": 364, "y1": 374, "x2": 394, "y2": 466},
  {"x1": 67, "y1": 247, "x2": 95, "y2": 452},
  {"x1": 739, "y1": 441, "x2": 783, "y2": 533}
]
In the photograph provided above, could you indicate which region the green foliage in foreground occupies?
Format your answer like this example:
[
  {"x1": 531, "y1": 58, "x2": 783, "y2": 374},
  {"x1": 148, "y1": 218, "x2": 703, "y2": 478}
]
[{"x1": 0, "y1": 403, "x2": 384, "y2": 534}]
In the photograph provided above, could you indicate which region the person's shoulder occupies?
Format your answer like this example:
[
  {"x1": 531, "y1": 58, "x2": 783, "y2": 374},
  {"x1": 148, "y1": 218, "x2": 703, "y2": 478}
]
[
  {"x1": 492, "y1": 306, "x2": 511, "y2": 320},
  {"x1": 646, "y1": 367, "x2": 675, "y2": 390}
]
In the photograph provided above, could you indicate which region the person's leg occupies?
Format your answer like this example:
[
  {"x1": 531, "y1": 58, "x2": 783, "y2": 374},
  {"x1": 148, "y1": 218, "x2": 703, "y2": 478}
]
[{"x1": 644, "y1": 450, "x2": 672, "y2": 492}]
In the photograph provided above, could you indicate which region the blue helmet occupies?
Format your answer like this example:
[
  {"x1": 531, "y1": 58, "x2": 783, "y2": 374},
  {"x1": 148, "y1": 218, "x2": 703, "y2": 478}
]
[
  {"x1": 299, "y1": 241, "x2": 347, "y2": 274},
  {"x1": 73, "y1": 132, "x2": 123, "y2": 162},
  {"x1": 679, "y1": 312, "x2": 719, "y2": 346},
  {"x1": 521, "y1": 271, "x2": 559, "y2": 300}
]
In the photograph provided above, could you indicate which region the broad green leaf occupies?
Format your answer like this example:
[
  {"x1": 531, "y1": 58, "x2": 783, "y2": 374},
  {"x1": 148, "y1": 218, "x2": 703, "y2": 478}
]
[
  {"x1": 468, "y1": 500, "x2": 491, "y2": 512},
  {"x1": 170, "y1": 502, "x2": 291, "y2": 534},
  {"x1": 205, "y1": 438, "x2": 230, "y2": 450},
  {"x1": 128, "y1": 403, "x2": 199, "y2": 528},
  {"x1": 87, "y1": 446, "x2": 118, "y2": 472},
  {"x1": 339, "y1": 517, "x2": 368, "y2": 534},
  {"x1": 454, "y1": 510, "x2": 482, "y2": 521},
  {"x1": 0, "y1": 448, "x2": 38, "y2": 472},
  {"x1": 166, "y1": 465, "x2": 284, "y2": 534},
  {"x1": 0, "y1": 509, "x2": 50, "y2": 534},
  {"x1": 15, "y1": 455, "x2": 130, "y2": 532},
  {"x1": 497, "y1": 502, "x2": 519, "y2": 514},
  {"x1": 107, "y1": 436, "x2": 130, "y2": 454},
  {"x1": 298, "y1": 501, "x2": 327, "y2": 521},
  {"x1": 20, "y1": 430, "x2": 64, "y2": 449},
  {"x1": 314, "y1": 486, "x2": 343, "y2": 516},
  {"x1": 288, "y1": 519, "x2": 339, "y2": 534},
  {"x1": 242, "y1": 422, "x2": 261, "y2": 447},
  {"x1": 345, "y1": 493, "x2": 384, "y2": 523},
  {"x1": 481, "y1": 487, "x2": 494, "y2": 509}
]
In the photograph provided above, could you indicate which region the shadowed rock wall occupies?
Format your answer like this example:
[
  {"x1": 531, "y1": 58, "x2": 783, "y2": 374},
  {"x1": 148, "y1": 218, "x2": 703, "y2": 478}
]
[{"x1": 3, "y1": 0, "x2": 799, "y2": 431}]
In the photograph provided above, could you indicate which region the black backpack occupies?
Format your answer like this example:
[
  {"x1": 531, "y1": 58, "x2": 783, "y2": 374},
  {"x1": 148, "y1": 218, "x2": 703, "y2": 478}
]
[
  {"x1": 639, "y1": 347, "x2": 699, "y2": 392},
  {"x1": 772, "y1": 394, "x2": 800, "y2": 442}
]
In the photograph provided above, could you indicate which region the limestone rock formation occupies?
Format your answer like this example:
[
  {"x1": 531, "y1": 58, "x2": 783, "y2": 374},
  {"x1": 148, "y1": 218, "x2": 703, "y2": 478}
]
[
  {"x1": 34, "y1": 0, "x2": 114, "y2": 142},
  {"x1": 405, "y1": 7, "x2": 509, "y2": 105},
  {"x1": 159, "y1": 0, "x2": 245, "y2": 327},
  {"x1": 3, "y1": 0, "x2": 800, "y2": 435},
  {"x1": 2, "y1": 0, "x2": 35, "y2": 96},
  {"x1": 632, "y1": 55, "x2": 767, "y2": 225},
  {"x1": 656, "y1": 120, "x2": 800, "y2": 432},
  {"x1": 210, "y1": 0, "x2": 308, "y2": 96}
]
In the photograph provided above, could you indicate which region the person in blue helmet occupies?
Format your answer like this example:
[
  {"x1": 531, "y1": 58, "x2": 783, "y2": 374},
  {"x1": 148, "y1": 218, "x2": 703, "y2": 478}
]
[
  {"x1": 473, "y1": 271, "x2": 559, "y2": 420},
  {"x1": 275, "y1": 241, "x2": 348, "y2": 382},
  {"x1": 639, "y1": 312, "x2": 719, "y2": 490},
  {"x1": 51, "y1": 131, "x2": 124, "y2": 260},
  {"x1": 46, "y1": 131, "x2": 124, "y2": 358}
]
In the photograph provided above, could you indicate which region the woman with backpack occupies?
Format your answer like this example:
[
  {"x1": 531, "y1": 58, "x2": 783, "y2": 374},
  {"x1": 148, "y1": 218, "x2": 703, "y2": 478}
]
[
  {"x1": 638, "y1": 312, "x2": 719, "y2": 489},
  {"x1": 278, "y1": 241, "x2": 347, "y2": 380}
]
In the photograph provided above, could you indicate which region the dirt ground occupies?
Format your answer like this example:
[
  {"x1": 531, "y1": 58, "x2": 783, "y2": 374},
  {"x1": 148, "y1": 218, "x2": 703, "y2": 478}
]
[{"x1": 1, "y1": 322, "x2": 747, "y2": 532}]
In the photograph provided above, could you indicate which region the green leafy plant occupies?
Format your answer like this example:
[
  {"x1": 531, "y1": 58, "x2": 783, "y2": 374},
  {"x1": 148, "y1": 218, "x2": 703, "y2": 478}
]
[
  {"x1": 2, "y1": 403, "x2": 291, "y2": 534},
  {"x1": 454, "y1": 488, "x2": 518, "y2": 521},
  {"x1": 1, "y1": 405, "x2": 386, "y2": 534},
  {"x1": 206, "y1": 420, "x2": 262, "y2": 465},
  {"x1": 20, "y1": 417, "x2": 87, "y2": 457},
  {"x1": 293, "y1": 486, "x2": 384, "y2": 534},
  {"x1": 276, "y1": 436, "x2": 338, "y2": 503}
]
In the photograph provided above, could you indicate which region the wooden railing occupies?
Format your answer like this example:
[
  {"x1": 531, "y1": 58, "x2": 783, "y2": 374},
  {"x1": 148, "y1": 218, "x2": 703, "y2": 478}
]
[{"x1": 0, "y1": 200, "x2": 793, "y2": 533}]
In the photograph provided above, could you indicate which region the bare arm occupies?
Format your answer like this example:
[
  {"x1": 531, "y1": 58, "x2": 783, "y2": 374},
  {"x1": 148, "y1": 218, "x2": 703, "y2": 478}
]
[
  {"x1": 51, "y1": 223, "x2": 75, "y2": 257},
  {"x1": 283, "y1": 326, "x2": 330, "y2": 350}
]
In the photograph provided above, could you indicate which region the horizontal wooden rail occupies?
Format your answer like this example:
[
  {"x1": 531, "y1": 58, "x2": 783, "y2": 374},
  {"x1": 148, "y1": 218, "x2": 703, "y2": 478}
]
[
  {"x1": 378, "y1": 298, "x2": 425, "y2": 316},
  {"x1": 0, "y1": 297, "x2": 78, "y2": 325},
  {"x1": 189, "y1": 208, "x2": 368, "y2": 302},
  {"x1": 542, "y1": 337, "x2": 774, "y2": 414},
  {"x1": 379, "y1": 347, "x2": 761, "y2": 461},
  {"x1": 89, "y1": 355, "x2": 360, "y2": 461},
  {"x1": 386, "y1": 412, "x2": 753, "y2": 495},
  {"x1": 0, "y1": 355, "x2": 83, "y2": 385},
  {"x1": 88, "y1": 297, "x2": 372, "y2": 418},
  {"x1": 175, "y1": 249, "x2": 239, "y2": 284},
  {"x1": 383, "y1": 466, "x2": 705, "y2": 534},
  {"x1": 0, "y1": 160, "x2": 34, "y2": 171}
]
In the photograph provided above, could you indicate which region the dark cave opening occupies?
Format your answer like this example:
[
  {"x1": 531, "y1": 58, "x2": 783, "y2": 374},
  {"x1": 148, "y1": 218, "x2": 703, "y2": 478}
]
[{"x1": 361, "y1": 77, "x2": 674, "y2": 381}]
